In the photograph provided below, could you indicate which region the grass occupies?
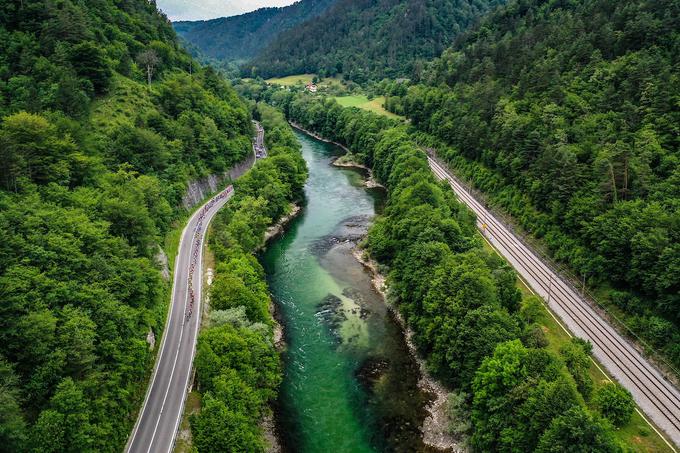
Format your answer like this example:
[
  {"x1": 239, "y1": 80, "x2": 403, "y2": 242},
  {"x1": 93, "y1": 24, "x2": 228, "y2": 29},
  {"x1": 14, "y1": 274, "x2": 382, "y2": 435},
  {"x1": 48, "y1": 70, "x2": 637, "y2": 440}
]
[
  {"x1": 334, "y1": 94, "x2": 370, "y2": 107},
  {"x1": 174, "y1": 391, "x2": 201, "y2": 453},
  {"x1": 89, "y1": 75, "x2": 155, "y2": 131},
  {"x1": 264, "y1": 75, "x2": 401, "y2": 119},
  {"x1": 265, "y1": 73, "x2": 316, "y2": 86},
  {"x1": 524, "y1": 279, "x2": 672, "y2": 452},
  {"x1": 265, "y1": 73, "x2": 347, "y2": 88},
  {"x1": 334, "y1": 95, "x2": 402, "y2": 119},
  {"x1": 480, "y1": 237, "x2": 674, "y2": 452}
]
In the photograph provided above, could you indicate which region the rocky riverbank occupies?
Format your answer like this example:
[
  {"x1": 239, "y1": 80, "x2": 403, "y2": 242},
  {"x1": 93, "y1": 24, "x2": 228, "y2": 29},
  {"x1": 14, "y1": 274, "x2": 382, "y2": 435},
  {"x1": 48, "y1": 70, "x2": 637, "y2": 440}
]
[
  {"x1": 290, "y1": 122, "x2": 461, "y2": 451},
  {"x1": 352, "y1": 245, "x2": 464, "y2": 453},
  {"x1": 290, "y1": 122, "x2": 385, "y2": 190},
  {"x1": 332, "y1": 155, "x2": 384, "y2": 189},
  {"x1": 289, "y1": 122, "x2": 350, "y2": 152},
  {"x1": 262, "y1": 203, "x2": 302, "y2": 246}
]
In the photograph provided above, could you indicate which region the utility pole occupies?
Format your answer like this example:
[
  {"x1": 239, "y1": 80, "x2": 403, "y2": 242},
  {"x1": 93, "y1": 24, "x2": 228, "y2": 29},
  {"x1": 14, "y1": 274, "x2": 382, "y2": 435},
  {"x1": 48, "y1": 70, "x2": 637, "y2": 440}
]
[{"x1": 582, "y1": 272, "x2": 586, "y2": 297}]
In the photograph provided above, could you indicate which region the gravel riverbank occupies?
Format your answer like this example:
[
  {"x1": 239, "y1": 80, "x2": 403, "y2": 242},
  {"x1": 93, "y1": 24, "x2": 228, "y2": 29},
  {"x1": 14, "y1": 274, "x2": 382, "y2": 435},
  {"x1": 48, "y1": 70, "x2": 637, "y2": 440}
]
[{"x1": 352, "y1": 246, "x2": 464, "y2": 452}]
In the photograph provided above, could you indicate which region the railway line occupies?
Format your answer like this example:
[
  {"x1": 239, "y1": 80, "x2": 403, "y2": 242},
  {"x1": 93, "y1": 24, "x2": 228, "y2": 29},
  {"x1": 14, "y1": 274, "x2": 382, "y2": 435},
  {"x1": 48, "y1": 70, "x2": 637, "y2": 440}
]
[{"x1": 427, "y1": 155, "x2": 680, "y2": 448}]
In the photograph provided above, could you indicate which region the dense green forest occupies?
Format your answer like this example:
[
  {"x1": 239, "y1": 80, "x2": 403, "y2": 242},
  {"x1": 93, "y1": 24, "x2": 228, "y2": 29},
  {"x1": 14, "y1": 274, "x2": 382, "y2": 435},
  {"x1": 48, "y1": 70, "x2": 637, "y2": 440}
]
[
  {"x1": 190, "y1": 105, "x2": 307, "y2": 452},
  {"x1": 174, "y1": 0, "x2": 336, "y2": 64},
  {"x1": 380, "y1": 0, "x2": 680, "y2": 369},
  {"x1": 276, "y1": 93, "x2": 630, "y2": 451},
  {"x1": 0, "y1": 0, "x2": 253, "y2": 451},
  {"x1": 245, "y1": 0, "x2": 506, "y2": 82}
]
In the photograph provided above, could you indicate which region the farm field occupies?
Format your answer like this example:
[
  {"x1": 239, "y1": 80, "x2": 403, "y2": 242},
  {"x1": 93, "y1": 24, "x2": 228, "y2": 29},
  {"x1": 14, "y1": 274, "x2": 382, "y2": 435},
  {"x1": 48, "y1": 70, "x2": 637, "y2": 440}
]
[
  {"x1": 265, "y1": 73, "x2": 346, "y2": 88},
  {"x1": 334, "y1": 95, "x2": 401, "y2": 119},
  {"x1": 265, "y1": 73, "x2": 316, "y2": 85}
]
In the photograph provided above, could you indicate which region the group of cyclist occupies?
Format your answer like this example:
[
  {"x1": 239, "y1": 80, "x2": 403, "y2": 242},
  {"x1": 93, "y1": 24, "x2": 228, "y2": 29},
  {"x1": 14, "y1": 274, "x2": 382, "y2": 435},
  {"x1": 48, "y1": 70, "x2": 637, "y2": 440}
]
[{"x1": 185, "y1": 185, "x2": 234, "y2": 323}]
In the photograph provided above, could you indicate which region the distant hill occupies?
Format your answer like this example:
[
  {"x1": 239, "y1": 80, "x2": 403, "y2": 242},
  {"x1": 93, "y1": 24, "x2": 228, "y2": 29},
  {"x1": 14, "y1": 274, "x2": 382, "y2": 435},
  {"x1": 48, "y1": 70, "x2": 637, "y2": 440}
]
[
  {"x1": 245, "y1": 0, "x2": 506, "y2": 81},
  {"x1": 174, "y1": 0, "x2": 337, "y2": 62}
]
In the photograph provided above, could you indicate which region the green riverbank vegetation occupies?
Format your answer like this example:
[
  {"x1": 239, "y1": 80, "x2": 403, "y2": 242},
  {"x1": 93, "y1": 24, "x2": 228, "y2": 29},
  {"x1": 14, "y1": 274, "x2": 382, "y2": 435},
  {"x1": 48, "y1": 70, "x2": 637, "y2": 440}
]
[
  {"x1": 189, "y1": 105, "x2": 307, "y2": 452},
  {"x1": 281, "y1": 94, "x2": 656, "y2": 451},
  {"x1": 0, "y1": 1, "x2": 254, "y2": 451}
]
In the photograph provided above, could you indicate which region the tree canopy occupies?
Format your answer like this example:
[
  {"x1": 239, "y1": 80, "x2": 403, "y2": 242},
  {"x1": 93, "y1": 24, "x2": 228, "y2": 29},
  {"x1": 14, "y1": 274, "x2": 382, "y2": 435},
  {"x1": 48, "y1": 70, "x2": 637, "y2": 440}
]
[
  {"x1": 244, "y1": 0, "x2": 507, "y2": 82},
  {"x1": 0, "y1": 0, "x2": 254, "y2": 450},
  {"x1": 174, "y1": 0, "x2": 337, "y2": 64},
  {"x1": 383, "y1": 0, "x2": 680, "y2": 372},
  {"x1": 190, "y1": 104, "x2": 307, "y2": 451},
  {"x1": 278, "y1": 92, "x2": 624, "y2": 452}
]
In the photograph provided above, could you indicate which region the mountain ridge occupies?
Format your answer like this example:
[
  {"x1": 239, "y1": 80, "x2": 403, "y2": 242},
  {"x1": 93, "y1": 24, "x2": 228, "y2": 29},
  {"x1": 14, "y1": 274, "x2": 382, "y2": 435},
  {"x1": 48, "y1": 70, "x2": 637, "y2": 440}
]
[
  {"x1": 174, "y1": 0, "x2": 337, "y2": 62},
  {"x1": 245, "y1": 0, "x2": 507, "y2": 81}
]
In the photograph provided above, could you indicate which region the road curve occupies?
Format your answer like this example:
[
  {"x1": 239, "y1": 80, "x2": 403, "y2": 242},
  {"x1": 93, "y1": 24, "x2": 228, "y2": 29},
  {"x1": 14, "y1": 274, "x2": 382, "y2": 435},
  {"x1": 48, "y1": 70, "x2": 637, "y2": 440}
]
[
  {"x1": 126, "y1": 186, "x2": 236, "y2": 453},
  {"x1": 427, "y1": 155, "x2": 680, "y2": 448}
]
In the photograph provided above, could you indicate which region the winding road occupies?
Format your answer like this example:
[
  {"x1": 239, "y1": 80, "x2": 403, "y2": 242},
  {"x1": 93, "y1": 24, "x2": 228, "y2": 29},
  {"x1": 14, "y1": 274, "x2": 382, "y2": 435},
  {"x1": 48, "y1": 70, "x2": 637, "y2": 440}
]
[
  {"x1": 427, "y1": 154, "x2": 680, "y2": 449},
  {"x1": 127, "y1": 124, "x2": 265, "y2": 453},
  {"x1": 126, "y1": 186, "x2": 236, "y2": 453},
  {"x1": 254, "y1": 120, "x2": 267, "y2": 158}
]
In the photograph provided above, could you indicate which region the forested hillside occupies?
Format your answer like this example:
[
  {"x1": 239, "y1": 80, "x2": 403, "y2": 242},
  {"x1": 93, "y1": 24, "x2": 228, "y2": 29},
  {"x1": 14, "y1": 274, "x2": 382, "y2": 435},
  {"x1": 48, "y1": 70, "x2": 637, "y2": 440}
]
[
  {"x1": 246, "y1": 0, "x2": 506, "y2": 82},
  {"x1": 0, "y1": 1, "x2": 252, "y2": 451},
  {"x1": 384, "y1": 0, "x2": 680, "y2": 368},
  {"x1": 174, "y1": 0, "x2": 336, "y2": 63}
]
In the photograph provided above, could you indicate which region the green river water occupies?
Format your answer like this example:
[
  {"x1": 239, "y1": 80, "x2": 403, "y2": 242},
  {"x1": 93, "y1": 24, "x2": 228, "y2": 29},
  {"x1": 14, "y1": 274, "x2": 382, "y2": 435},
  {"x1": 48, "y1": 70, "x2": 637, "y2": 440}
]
[{"x1": 260, "y1": 131, "x2": 433, "y2": 453}]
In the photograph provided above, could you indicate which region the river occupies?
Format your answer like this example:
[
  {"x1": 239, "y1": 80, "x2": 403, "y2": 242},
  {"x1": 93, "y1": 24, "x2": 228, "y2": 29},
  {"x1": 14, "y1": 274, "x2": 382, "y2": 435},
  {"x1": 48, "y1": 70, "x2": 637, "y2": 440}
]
[{"x1": 260, "y1": 130, "x2": 434, "y2": 453}]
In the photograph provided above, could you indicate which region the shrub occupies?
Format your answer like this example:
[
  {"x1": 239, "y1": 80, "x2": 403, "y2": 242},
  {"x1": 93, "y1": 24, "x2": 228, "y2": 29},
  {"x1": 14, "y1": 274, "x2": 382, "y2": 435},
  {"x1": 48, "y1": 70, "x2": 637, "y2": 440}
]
[{"x1": 594, "y1": 382, "x2": 635, "y2": 427}]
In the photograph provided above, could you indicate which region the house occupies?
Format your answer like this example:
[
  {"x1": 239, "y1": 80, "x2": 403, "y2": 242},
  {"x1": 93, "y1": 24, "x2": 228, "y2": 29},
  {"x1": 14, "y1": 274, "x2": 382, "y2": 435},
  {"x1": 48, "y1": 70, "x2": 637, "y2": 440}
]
[{"x1": 305, "y1": 82, "x2": 318, "y2": 93}]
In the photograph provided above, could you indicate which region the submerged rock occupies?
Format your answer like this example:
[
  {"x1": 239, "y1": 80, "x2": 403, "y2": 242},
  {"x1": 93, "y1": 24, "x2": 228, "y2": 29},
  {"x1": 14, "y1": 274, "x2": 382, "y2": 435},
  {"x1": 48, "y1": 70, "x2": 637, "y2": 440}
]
[
  {"x1": 310, "y1": 215, "x2": 373, "y2": 256},
  {"x1": 356, "y1": 356, "x2": 390, "y2": 388},
  {"x1": 315, "y1": 294, "x2": 346, "y2": 342},
  {"x1": 343, "y1": 287, "x2": 371, "y2": 319}
]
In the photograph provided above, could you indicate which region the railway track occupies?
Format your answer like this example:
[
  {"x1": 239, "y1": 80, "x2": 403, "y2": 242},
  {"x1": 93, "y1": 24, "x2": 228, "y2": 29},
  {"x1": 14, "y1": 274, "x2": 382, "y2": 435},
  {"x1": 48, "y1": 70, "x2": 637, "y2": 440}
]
[{"x1": 427, "y1": 155, "x2": 680, "y2": 448}]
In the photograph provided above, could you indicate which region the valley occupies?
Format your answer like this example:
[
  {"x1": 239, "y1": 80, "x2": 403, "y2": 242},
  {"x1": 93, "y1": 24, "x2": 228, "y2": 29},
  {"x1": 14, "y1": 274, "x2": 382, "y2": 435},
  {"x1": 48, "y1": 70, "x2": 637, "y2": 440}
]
[{"x1": 1, "y1": 0, "x2": 678, "y2": 452}]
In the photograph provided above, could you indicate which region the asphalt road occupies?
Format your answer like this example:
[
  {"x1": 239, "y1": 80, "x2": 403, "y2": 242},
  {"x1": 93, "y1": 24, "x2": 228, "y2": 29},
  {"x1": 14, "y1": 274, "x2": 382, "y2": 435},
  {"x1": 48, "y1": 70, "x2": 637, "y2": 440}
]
[
  {"x1": 253, "y1": 120, "x2": 267, "y2": 158},
  {"x1": 428, "y1": 154, "x2": 680, "y2": 449},
  {"x1": 126, "y1": 186, "x2": 236, "y2": 453}
]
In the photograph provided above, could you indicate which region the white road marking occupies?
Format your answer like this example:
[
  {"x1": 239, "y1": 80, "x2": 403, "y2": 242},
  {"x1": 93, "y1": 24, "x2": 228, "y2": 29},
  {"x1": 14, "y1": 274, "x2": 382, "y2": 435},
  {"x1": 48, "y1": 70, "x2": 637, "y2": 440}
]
[
  {"x1": 126, "y1": 201, "x2": 204, "y2": 451},
  {"x1": 127, "y1": 191, "x2": 233, "y2": 453}
]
